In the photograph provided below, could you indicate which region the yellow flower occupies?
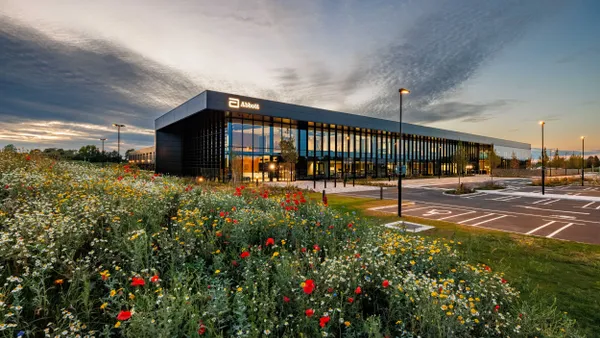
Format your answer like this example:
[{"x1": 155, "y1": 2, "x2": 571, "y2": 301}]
[
  {"x1": 470, "y1": 308, "x2": 477, "y2": 315},
  {"x1": 115, "y1": 321, "x2": 121, "y2": 328},
  {"x1": 344, "y1": 321, "x2": 351, "y2": 327},
  {"x1": 128, "y1": 293, "x2": 135, "y2": 300},
  {"x1": 300, "y1": 282, "x2": 306, "y2": 287},
  {"x1": 446, "y1": 311, "x2": 453, "y2": 316},
  {"x1": 395, "y1": 320, "x2": 402, "y2": 325},
  {"x1": 410, "y1": 260, "x2": 416, "y2": 265},
  {"x1": 100, "y1": 302, "x2": 108, "y2": 310},
  {"x1": 237, "y1": 287, "x2": 243, "y2": 292},
  {"x1": 474, "y1": 319, "x2": 480, "y2": 324},
  {"x1": 441, "y1": 305, "x2": 448, "y2": 311},
  {"x1": 430, "y1": 291, "x2": 438, "y2": 297},
  {"x1": 281, "y1": 240, "x2": 286, "y2": 245},
  {"x1": 110, "y1": 290, "x2": 116, "y2": 297},
  {"x1": 215, "y1": 270, "x2": 221, "y2": 274},
  {"x1": 448, "y1": 304, "x2": 454, "y2": 309},
  {"x1": 272, "y1": 252, "x2": 279, "y2": 258}
]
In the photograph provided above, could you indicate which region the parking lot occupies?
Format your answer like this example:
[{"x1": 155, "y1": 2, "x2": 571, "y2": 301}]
[{"x1": 338, "y1": 184, "x2": 600, "y2": 245}]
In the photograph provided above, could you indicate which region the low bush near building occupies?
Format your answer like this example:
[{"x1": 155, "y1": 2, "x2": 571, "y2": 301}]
[{"x1": 0, "y1": 152, "x2": 580, "y2": 337}]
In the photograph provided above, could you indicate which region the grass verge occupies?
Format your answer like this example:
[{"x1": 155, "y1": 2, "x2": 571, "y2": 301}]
[{"x1": 308, "y1": 192, "x2": 600, "y2": 336}]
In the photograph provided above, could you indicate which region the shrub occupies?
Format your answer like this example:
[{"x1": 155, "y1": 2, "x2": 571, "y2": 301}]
[{"x1": 0, "y1": 152, "x2": 581, "y2": 337}]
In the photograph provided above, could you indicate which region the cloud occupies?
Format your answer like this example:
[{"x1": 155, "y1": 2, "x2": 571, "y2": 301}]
[
  {"x1": 408, "y1": 100, "x2": 512, "y2": 124},
  {"x1": 0, "y1": 15, "x2": 203, "y2": 146},
  {"x1": 0, "y1": 0, "x2": 564, "y2": 150}
]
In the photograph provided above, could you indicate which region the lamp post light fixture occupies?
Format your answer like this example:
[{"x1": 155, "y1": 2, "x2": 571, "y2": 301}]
[
  {"x1": 398, "y1": 88, "x2": 410, "y2": 217},
  {"x1": 112, "y1": 124, "x2": 125, "y2": 161},
  {"x1": 581, "y1": 136, "x2": 585, "y2": 186},
  {"x1": 540, "y1": 121, "x2": 545, "y2": 195}
]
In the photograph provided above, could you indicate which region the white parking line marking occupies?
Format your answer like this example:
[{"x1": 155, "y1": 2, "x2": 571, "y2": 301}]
[
  {"x1": 526, "y1": 221, "x2": 556, "y2": 234},
  {"x1": 462, "y1": 192, "x2": 486, "y2": 199},
  {"x1": 518, "y1": 206, "x2": 590, "y2": 215},
  {"x1": 582, "y1": 201, "x2": 595, "y2": 209},
  {"x1": 437, "y1": 211, "x2": 476, "y2": 220},
  {"x1": 596, "y1": 205, "x2": 600, "y2": 210},
  {"x1": 531, "y1": 199, "x2": 547, "y2": 204},
  {"x1": 541, "y1": 199, "x2": 561, "y2": 205},
  {"x1": 459, "y1": 213, "x2": 495, "y2": 224},
  {"x1": 402, "y1": 205, "x2": 440, "y2": 213},
  {"x1": 547, "y1": 223, "x2": 574, "y2": 238},
  {"x1": 470, "y1": 215, "x2": 508, "y2": 226}
]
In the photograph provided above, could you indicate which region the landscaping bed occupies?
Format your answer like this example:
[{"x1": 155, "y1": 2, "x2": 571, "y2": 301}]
[{"x1": 0, "y1": 152, "x2": 581, "y2": 337}]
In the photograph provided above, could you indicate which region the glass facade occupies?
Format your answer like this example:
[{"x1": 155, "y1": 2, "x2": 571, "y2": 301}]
[{"x1": 184, "y1": 110, "x2": 526, "y2": 182}]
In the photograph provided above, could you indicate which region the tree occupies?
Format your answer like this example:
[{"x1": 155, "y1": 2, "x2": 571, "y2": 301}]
[
  {"x1": 487, "y1": 146, "x2": 500, "y2": 184},
  {"x1": 550, "y1": 149, "x2": 564, "y2": 169},
  {"x1": 567, "y1": 152, "x2": 581, "y2": 169},
  {"x1": 453, "y1": 141, "x2": 469, "y2": 186},
  {"x1": 3, "y1": 144, "x2": 17, "y2": 152},
  {"x1": 510, "y1": 152, "x2": 520, "y2": 169},
  {"x1": 76, "y1": 145, "x2": 100, "y2": 162},
  {"x1": 280, "y1": 136, "x2": 298, "y2": 183},
  {"x1": 526, "y1": 157, "x2": 532, "y2": 169},
  {"x1": 594, "y1": 155, "x2": 600, "y2": 168}
]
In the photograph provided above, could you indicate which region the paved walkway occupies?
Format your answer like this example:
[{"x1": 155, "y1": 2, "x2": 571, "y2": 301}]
[
  {"x1": 372, "y1": 176, "x2": 521, "y2": 187},
  {"x1": 266, "y1": 181, "x2": 379, "y2": 194}
]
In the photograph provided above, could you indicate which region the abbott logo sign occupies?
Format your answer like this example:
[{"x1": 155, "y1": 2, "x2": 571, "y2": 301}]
[{"x1": 228, "y1": 97, "x2": 260, "y2": 110}]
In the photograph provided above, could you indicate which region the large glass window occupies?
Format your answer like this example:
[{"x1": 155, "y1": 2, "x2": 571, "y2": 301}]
[{"x1": 231, "y1": 118, "x2": 243, "y2": 149}]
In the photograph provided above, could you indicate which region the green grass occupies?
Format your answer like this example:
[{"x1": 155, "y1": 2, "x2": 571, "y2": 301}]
[{"x1": 309, "y1": 193, "x2": 600, "y2": 336}]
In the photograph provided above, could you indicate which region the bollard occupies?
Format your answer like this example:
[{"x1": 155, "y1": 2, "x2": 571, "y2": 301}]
[
  {"x1": 324, "y1": 180, "x2": 327, "y2": 189},
  {"x1": 314, "y1": 180, "x2": 316, "y2": 189},
  {"x1": 334, "y1": 176, "x2": 337, "y2": 188},
  {"x1": 256, "y1": 179, "x2": 259, "y2": 187},
  {"x1": 344, "y1": 178, "x2": 346, "y2": 187},
  {"x1": 380, "y1": 186, "x2": 383, "y2": 200},
  {"x1": 322, "y1": 189, "x2": 326, "y2": 202},
  {"x1": 353, "y1": 176, "x2": 355, "y2": 187}
]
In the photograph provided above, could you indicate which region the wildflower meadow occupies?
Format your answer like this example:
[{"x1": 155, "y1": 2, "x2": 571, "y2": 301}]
[{"x1": 0, "y1": 152, "x2": 580, "y2": 337}]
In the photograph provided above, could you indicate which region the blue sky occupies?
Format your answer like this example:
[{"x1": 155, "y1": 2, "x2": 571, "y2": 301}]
[{"x1": 1, "y1": 0, "x2": 598, "y2": 155}]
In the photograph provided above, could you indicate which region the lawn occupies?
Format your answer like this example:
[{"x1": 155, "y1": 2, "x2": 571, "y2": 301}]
[{"x1": 311, "y1": 193, "x2": 600, "y2": 336}]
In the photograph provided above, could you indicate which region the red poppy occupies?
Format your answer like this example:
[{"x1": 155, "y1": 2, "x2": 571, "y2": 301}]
[
  {"x1": 501, "y1": 278, "x2": 507, "y2": 284},
  {"x1": 313, "y1": 244, "x2": 320, "y2": 251},
  {"x1": 484, "y1": 266, "x2": 491, "y2": 272},
  {"x1": 131, "y1": 277, "x2": 145, "y2": 287},
  {"x1": 216, "y1": 231, "x2": 222, "y2": 237},
  {"x1": 232, "y1": 260, "x2": 239, "y2": 267},
  {"x1": 382, "y1": 280, "x2": 389, "y2": 288},
  {"x1": 283, "y1": 296, "x2": 290, "y2": 303},
  {"x1": 219, "y1": 211, "x2": 225, "y2": 217},
  {"x1": 494, "y1": 305, "x2": 500, "y2": 312},
  {"x1": 117, "y1": 176, "x2": 123, "y2": 181},
  {"x1": 327, "y1": 287, "x2": 333, "y2": 293},
  {"x1": 354, "y1": 286, "x2": 362, "y2": 295},
  {"x1": 355, "y1": 253, "x2": 361, "y2": 258},
  {"x1": 305, "y1": 308, "x2": 314, "y2": 317},
  {"x1": 347, "y1": 297, "x2": 354, "y2": 303},
  {"x1": 240, "y1": 251, "x2": 250, "y2": 258},
  {"x1": 25, "y1": 155, "x2": 31, "y2": 161},
  {"x1": 198, "y1": 321, "x2": 206, "y2": 335},
  {"x1": 116, "y1": 310, "x2": 132, "y2": 321},
  {"x1": 266, "y1": 238, "x2": 275, "y2": 246},
  {"x1": 150, "y1": 275, "x2": 159, "y2": 283},
  {"x1": 301, "y1": 247, "x2": 307, "y2": 253},
  {"x1": 319, "y1": 316, "x2": 330, "y2": 328},
  {"x1": 303, "y1": 279, "x2": 315, "y2": 295},
  {"x1": 347, "y1": 223, "x2": 353, "y2": 228}
]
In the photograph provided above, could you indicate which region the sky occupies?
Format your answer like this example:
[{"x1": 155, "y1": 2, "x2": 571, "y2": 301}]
[{"x1": 1, "y1": 0, "x2": 599, "y2": 155}]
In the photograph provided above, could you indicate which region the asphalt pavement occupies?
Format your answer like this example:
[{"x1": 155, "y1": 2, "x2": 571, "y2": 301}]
[{"x1": 336, "y1": 182, "x2": 600, "y2": 245}]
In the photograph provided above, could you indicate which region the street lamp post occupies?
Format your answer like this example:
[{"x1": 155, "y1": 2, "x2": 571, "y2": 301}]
[
  {"x1": 100, "y1": 138, "x2": 107, "y2": 154},
  {"x1": 112, "y1": 124, "x2": 125, "y2": 161},
  {"x1": 581, "y1": 136, "x2": 585, "y2": 186},
  {"x1": 540, "y1": 121, "x2": 545, "y2": 195},
  {"x1": 398, "y1": 88, "x2": 410, "y2": 217}
]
